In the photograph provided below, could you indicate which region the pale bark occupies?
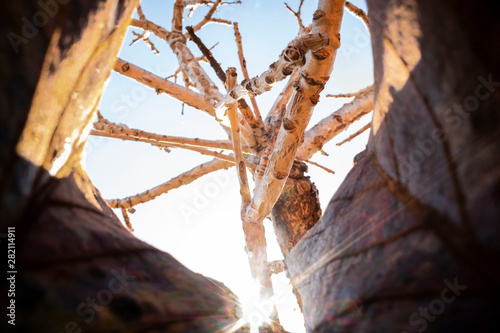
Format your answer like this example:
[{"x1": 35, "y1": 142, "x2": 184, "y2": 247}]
[
  {"x1": 297, "y1": 87, "x2": 373, "y2": 160},
  {"x1": 91, "y1": 122, "x2": 244, "y2": 151},
  {"x1": 265, "y1": 69, "x2": 300, "y2": 130},
  {"x1": 107, "y1": 159, "x2": 233, "y2": 209},
  {"x1": 114, "y1": 58, "x2": 215, "y2": 116},
  {"x1": 245, "y1": 0, "x2": 346, "y2": 224},
  {"x1": 336, "y1": 122, "x2": 371, "y2": 146},
  {"x1": 214, "y1": 32, "x2": 330, "y2": 115},
  {"x1": 233, "y1": 22, "x2": 263, "y2": 126},
  {"x1": 226, "y1": 68, "x2": 252, "y2": 211}
]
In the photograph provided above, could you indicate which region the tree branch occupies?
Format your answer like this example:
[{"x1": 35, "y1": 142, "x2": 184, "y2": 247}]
[
  {"x1": 114, "y1": 58, "x2": 215, "y2": 116},
  {"x1": 107, "y1": 159, "x2": 234, "y2": 209},
  {"x1": 284, "y1": 0, "x2": 306, "y2": 33},
  {"x1": 90, "y1": 124, "x2": 246, "y2": 151},
  {"x1": 233, "y1": 22, "x2": 264, "y2": 127},
  {"x1": 297, "y1": 86, "x2": 374, "y2": 160},
  {"x1": 336, "y1": 122, "x2": 370, "y2": 146},
  {"x1": 226, "y1": 68, "x2": 251, "y2": 211},
  {"x1": 214, "y1": 32, "x2": 330, "y2": 117},
  {"x1": 345, "y1": 1, "x2": 369, "y2": 30},
  {"x1": 245, "y1": 0, "x2": 346, "y2": 224}
]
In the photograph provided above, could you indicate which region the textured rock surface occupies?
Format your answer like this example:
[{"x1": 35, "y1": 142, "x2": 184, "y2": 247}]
[{"x1": 287, "y1": 0, "x2": 500, "y2": 332}]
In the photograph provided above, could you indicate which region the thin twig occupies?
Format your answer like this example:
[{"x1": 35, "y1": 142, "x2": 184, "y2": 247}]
[
  {"x1": 92, "y1": 122, "x2": 243, "y2": 164},
  {"x1": 297, "y1": 86, "x2": 374, "y2": 160},
  {"x1": 121, "y1": 208, "x2": 134, "y2": 231},
  {"x1": 226, "y1": 68, "x2": 252, "y2": 212},
  {"x1": 215, "y1": 32, "x2": 330, "y2": 115},
  {"x1": 336, "y1": 122, "x2": 371, "y2": 146},
  {"x1": 107, "y1": 159, "x2": 234, "y2": 209},
  {"x1": 186, "y1": 26, "x2": 227, "y2": 82},
  {"x1": 233, "y1": 22, "x2": 264, "y2": 127},
  {"x1": 114, "y1": 58, "x2": 215, "y2": 116}
]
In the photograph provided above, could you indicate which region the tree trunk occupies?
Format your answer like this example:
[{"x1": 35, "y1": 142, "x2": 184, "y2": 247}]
[{"x1": 286, "y1": 0, "x2": 500, "y2": 332}]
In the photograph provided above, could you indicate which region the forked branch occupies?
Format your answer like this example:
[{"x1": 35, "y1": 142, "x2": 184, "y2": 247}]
[{"x1": 214, "y1": 32, "x2": 330, "y2": 119}]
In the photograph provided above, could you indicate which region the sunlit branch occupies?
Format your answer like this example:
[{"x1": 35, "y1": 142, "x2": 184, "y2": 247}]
[
  {"x1": 336, "y1": 122, "x2": 371, "y2": 146},
  {"x1": 297, "y1": 158, "x2": 335, "y2": 175},
  {"x1": 172, "y1": 0, "x2": 185, "y2": 32},
  {"x1": 264, "y1": 69, "x2": 300, "y2": 130},
  {"x1": 268, "y1": 260, "x2": 285, "y2": 275},
  {"x1": 245, "y1": 0, "x2": 346, "y2": 225},
  {"x1": 326, "y1": 85, "x2": 372, "y2": 98},
  {"x1": 114, "y1": 58, "x2": 215, "y2": 116},
  {"x1": 186, "y1": 26, "x2": 267, "y2": 151},
  {"x1": 90, "y1": 124, "x2": 246, "y2": 151},
  {"x1": 297, "y1": 86, "x2": 374, "y2": 160},
  {"x1": 226, "y1": 68, "x2": 251, "y2": 211},
  {"x1": 214, "y1": 32, "x2": 330, "y2": 116},
  {"x1": 91, "y1": 123, "x2": 242, "y2": 165},
  {"x1": 233, "y1": 22, "x2": 264, "y2": 127},
  {"x1": 284, "y1": 0, "x2": 306, "y2": 33},
  {"x1": 107, "y1": 159, "x2": 234, "y2": 209},
  {"x1": 345, "y1": 1, "x2": 369, "y2": 30}
]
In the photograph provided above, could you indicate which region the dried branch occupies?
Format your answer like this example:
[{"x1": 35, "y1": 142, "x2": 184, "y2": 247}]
[
  {"x1": 130, "y1": 13, "x2": 222, "y2": 105},
  {"x1": 187, "y1": 0, "x2": 223, "y2": 36},
  {"x1": 107, "y1": 159, "x2": 233, "y2": 209},
  {"x1": 186, "y1": 27, "x2": 268, "y2": 150},
  {"x1": 92, "y1": 122, "x2": 244, "y2": 165},
  {"x1": 284, "y1": 0, "x2": 306, "y2": 33},
  {"x1": 214, "y1": 32, "x2": 330, "y2": 116},
  {"x1": 233, "y1": 22, "x2": 264, "y2": 127},
  {"x1": 255, "y1": 104, "x2": 285, "y2": 189},
  {"x1": 336, "y1": 122, "x2": 370, "y2": 146},
  {"x1": 297, "y1": 86, "x2": 374, "y2": 160},
  {"x1": 114, "y1": 58, "x2": 215, "y2": 116},
  {"x1": 298, "y1": 158, "x2": 335, "y2": 174},
  {"x1": 345, "y1": 1, "x2": 369, "y2": 30},
  {"x1": 209, "y1": 18, "x2": 232, "y2": 25},
  {"x1": 90, "y1": 124, "x2": 245, "y2": 151},
  {"x1": 326, "y1": 85, "x2": 372, "y2": 98},
  {"x1": 172, "y1": 0, "x2": 185, "y2": 32},
  {"x1": 130, "y1": 30, "x2": 160, "y2": 54},
  {"x1": 245, "y1": 0, "x2": 345, "y2": 225},
  {"x1": 226, "y1": 68, "x2": 251, "y2": 211}
]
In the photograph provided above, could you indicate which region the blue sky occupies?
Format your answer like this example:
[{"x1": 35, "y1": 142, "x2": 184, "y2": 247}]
[{"x1": 85, "y1": 1, "x2": 372, "y2": 331}]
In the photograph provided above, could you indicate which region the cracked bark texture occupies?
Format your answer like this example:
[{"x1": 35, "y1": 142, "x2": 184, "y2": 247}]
[
  {"x1": 286, "y1": 0, "x2": 500, "y2": 332},
  {"x1": 0, "y1": 1, "x2": 242, "y2": 332}
]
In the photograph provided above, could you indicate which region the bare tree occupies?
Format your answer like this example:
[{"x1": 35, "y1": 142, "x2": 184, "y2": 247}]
[{"x1": 89, "y1": 0, "x2": 373, "y2": 329}]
